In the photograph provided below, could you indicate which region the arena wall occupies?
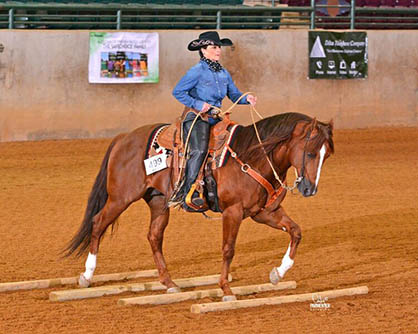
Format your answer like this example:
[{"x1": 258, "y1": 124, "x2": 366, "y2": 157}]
[{"x1": 0, "y1": 30, "x2": 416, "y2": 142}]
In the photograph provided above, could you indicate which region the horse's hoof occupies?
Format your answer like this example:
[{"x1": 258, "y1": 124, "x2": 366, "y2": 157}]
[
  {"x1": 167, "y1": 287, "x2": 181, "y2": 294},
  {"x1": 269, "y1": 267, "x2": 282, "y2": 285},
  {"x1": 222, "y1": 295, "x2": 237, "y2": 302},
  {"x1": 78, "y1": 273, "x2": 91, "y2": 288}
]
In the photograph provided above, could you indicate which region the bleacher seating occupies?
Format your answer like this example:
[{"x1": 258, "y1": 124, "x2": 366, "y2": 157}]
[
  {"x1": 0, "y1": 0, "x2": 286, "y2": 30},
  {"x1": 0, "y1": 0, "x2": 416, "y2": 29},
  {"x1": 279, "y1": 0, "x2": 310, "y2": 5},
  {"x1": 20, "y1": 0, "x2": 244, "y2": 3},
  {"x1": 278, "y1": 0, "x2": 417, "y2": 28},
  {"x1": 380, "y1": 0, "x2": 396, "y2": 6}
]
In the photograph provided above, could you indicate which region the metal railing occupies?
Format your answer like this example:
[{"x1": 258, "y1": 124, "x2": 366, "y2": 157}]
[{"x1": 0, "y1": 2, "x2": 417, "y2": 30}]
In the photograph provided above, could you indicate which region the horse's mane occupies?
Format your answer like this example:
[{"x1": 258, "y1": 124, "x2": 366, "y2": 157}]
[{"x1": 232, "y1": 112, "x2": 334, "y2": 164}]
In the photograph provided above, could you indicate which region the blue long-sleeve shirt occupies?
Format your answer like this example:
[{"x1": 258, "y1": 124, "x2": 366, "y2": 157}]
[{"x1": 172, "y1": 60, "x2": 248, "y2": 113}]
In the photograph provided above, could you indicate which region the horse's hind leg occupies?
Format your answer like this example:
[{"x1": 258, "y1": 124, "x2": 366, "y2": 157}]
[
  {"x1": 145, "y1": 191, "x2": 179, "y2": 293},
  {"x1": 252, "y1": 206, "x2": 302, "y2": 284},
  {"x1": 79, "y1": 198, "x2": 129, "y2": 287}
]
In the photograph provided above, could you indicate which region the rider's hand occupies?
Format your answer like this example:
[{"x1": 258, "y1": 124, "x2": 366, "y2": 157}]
[
  {"x1": 201, "y1": 102, "x2": 211, "y2": 113},
  {"x1": 247, "y1": 95, "x2": 257, "y2": 106}
]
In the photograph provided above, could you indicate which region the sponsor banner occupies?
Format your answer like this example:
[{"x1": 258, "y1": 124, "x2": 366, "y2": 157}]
[
  {"x1": 308, "y1": 31, "x2": 368, "y2": 79},
  {"x1": 89, "y1": 32, "x2": 159, "y2": 83}
]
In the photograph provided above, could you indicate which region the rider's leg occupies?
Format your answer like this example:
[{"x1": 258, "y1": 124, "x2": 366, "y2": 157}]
[{"x1": 182, "y1": 115, "x2": 210, "y2": 205}]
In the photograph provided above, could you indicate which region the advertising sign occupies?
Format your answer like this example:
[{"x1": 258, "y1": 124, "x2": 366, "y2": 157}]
[
  {"x1": 89, "y1": 32, "x2": 159, "y2": 83},
  {"x1": 309, "y1": 31, "x2": 368, "y2": 79}
]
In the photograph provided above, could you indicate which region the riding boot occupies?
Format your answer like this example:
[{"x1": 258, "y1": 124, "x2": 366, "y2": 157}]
[{"x1": 181, "y1": 114, "x2": 210, "y2": 207}]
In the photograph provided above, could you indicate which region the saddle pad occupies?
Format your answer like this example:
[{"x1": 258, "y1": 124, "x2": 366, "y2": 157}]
[
  {"x1": 145, "y1": 124, "x2": 170, "y2": 159},
  {"x1": 217, "y1": 124, "x2": 242, "y2": 168}
]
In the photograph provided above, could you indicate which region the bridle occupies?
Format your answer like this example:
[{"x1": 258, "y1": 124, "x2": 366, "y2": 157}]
[{"x1": 253, "y1": 120, "x2": 315, "y2": 193}]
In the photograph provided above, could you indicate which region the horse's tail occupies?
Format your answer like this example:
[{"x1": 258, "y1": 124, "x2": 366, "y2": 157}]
[{"x1": 64, "y1": 136, "x2": 120, "y2": 258}]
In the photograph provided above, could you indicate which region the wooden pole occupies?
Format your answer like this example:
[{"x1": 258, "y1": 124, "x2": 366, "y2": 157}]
[
  {"x1": 119, "y1": 281, "x2": 297, "y2": 306},
  {"x1": 190, "y1": 286, "x2": 369, "y2": 314},
  {"x1": 0, "y1": 269, "x2": 158, "y2": 293},
  {"x1": 49, "y1": 274, "x2": 231, "y2": 302}
]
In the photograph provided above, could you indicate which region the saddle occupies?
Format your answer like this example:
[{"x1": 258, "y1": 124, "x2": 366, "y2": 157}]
[{"x1": 146, "y1": 114, "x2": 240, "y2": 212}]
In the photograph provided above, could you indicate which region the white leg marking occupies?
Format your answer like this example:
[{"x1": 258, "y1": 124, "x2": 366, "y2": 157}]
[
  {"x1": 314, "y1": 144, "x2": 327, "y2": 192},
  {"x1": 277, "y1": 243, "x2": 294, "y2": 278},
  {"x1": 83, "y1": 253, "x2": 96, "y2": 281}
]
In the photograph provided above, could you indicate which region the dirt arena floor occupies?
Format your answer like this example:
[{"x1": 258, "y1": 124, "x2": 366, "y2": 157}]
[{"x1": 0, "y1": 127, "x2": 417, "y2": 334}]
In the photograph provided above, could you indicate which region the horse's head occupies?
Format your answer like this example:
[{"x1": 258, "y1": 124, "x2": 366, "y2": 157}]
[{"x1": 288, "y1": 118, "x2": 334, "y2": 197}]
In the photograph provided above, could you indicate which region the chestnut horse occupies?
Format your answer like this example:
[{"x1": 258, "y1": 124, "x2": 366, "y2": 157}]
[{"x1": 65, "y1": 112, "x2": 334, "y2": 300}]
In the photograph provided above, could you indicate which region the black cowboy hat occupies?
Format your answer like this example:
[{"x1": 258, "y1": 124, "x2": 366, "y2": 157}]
[{"x1": 187, "y1": 31, "x2": 233, "y2": 51}]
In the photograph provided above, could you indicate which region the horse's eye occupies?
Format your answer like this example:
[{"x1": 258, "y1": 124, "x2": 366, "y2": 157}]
[{"x1": 307, "y1": 152, "x2": 316, "y2": 159}]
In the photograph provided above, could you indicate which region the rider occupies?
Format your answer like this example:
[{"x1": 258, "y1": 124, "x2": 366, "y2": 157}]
[{"x1": 171, "y1": 31, "x2": 257, "y2": 208}]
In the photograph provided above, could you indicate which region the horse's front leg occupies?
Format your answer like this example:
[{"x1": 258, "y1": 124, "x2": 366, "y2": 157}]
[
  {"x1": 220, "y1": 204, "x2": 243, "y2": 301},
  {"x1": 145, "y1": 194, "x2": 179, "y2": 293},
  {"x1": 252, "y1": 206, "x2": 302, "y2": 284}
]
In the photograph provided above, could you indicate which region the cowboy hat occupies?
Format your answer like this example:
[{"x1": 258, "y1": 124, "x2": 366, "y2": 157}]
[{"x1": 187, "y1": 31, "x2": 233, "y2": 51}]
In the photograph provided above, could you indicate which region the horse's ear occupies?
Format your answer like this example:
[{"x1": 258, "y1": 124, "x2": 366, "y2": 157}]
[{"x1": 328, "y1": 119, "x2": 334, "y2": 130}]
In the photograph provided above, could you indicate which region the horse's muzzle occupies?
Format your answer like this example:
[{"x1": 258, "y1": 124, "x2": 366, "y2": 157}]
[{"x1": 297, "y1": 177, "x2": 316, "y2": 197}]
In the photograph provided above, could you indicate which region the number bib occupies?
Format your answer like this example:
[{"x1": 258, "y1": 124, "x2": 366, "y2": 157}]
[{"x1": 144, "y1": 153, "x2": 168, "y2": 175}]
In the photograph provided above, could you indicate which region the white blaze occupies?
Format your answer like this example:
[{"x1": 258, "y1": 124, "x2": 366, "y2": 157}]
[{"x1": 314, "y1": 144, "x2": 327, "y2": 190}]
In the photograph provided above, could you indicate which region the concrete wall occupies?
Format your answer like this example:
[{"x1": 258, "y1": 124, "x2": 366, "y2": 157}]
[{"x1": 0, "y1": 30, "x2": 417, "y2": 142}]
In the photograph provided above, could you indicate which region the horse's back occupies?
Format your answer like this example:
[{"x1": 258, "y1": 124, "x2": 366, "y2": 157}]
[
  {"x1": 111, "y1": 123, "x2": 165, "y2": 157},
  {"x1": 106, "y1": 124, "x2": 167, "y2": 192}
]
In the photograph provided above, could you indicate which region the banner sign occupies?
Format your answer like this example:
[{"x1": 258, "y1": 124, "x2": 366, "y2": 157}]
[
  {"x1": 89, "y1": 32, "x2": 159, "y2": 83},
  {"x1": 308, "y1": 31, "x2": 368, "y2": 79}
]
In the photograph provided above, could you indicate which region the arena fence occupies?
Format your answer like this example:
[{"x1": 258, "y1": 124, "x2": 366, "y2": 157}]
[{"x1": 0, "y1": 1, "x2": 417, "y2": 30}]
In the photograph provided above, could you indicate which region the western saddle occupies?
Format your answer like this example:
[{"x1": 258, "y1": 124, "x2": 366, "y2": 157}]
[{"x1": 147, "y1": 112, "x2": 239, "y2": 212}]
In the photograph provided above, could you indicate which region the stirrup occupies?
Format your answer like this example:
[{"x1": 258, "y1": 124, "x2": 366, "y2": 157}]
[{"x1": 185, "y1": 183, "x2": 205, "y2": 209}]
